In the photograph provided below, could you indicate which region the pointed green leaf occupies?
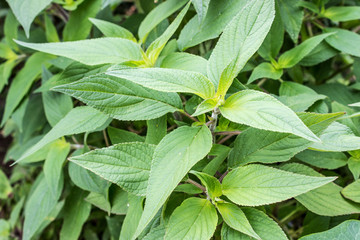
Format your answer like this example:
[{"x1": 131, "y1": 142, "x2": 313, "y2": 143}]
[
  {"x1": 160, "y1": 52, "x2": 208, "y2": 76},
  {"x1": 134, "y1": 125, "x2": 212, "y2": 238},
  {"x1": 222, "y1": 164, "x2": 335, "y2": 206},
  {"x1": 276, "y1": 0, "x2": 303, "y2": 43},
  {"x1": 190, "y1": 171, "x2": 222, "y2": 199},
  {"x1": 192, "y1": 0, "x2": 210, "y2": 23},
  {"x1": 53, "y1": 74, "x2": 182, "y2": 120},
  {"x1": 146, "y1": 116, "x2": 167, "y2": 145},
  {"x1": 89, "y1": 18, "x2": 136, "y2": 41},
  {"x1": 299, "y1": 42, "x2": 338, "y2": 66},
  {"x1": 324, "y1": 28, "x2": 360, "y2": 57},
  {"x1": 193, "y1": 98, "x2": 218, "y2": 116},
  {"x1": 107, "y1": 127, "x2": 145, "y2": 144},
  {"x1": 323, "y1": 6, "x2": 360, "y2": 22},
  {"x1": 119, "y1": 195, "x2": 144, "y2": 240},
  {"x1": 247, "y1": 62, "x2": 283, "y2": 84},
  {"x1": 219, "y1": 90, "x2": 320, "y2": 142},
  {"x1": 348, "y1": 157, "x2": 360, "y2": 180},
  {"x1": 296, "y1": 150, "x2": 347, "y2": 170},
  {"x1": 0, "y1": 169, "x2": 12, "y2": 199},
  {"x1": 342, "y1": 180, "x2": 360, "y2": 203},
  {"x1": 15, "y1": 38, "x2": 143, "y2": 65},
  {"x1": 216, "y1": 202, "x2": 259, "y2": 239},
  {"x1": 106, "y1": 67, "x2": 215, "y2": 99},
  {"x1": 165, "y1": 198, "x2": 217, "y2": 240}
]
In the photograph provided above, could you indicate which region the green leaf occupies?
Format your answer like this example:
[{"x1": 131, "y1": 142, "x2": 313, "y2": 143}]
[
  {"x1": 53, "y1": 73, "x2": 182, "y2": 120},
  {"x1": 63, "y1": 0, "x2": 101, "y2": 41},
  {"x1": 281, "y1": 163, "x2": 360, "y2": 216},
  {"x1": 146, "y1": 116, "x2": 167, "y2": 145},
  {"x1": 0, "y1": 169, "x2": 12, "y2": 199},
  {"x1": 324, "y1": 28, "x2": 360, "y2": 57},
  {"x1": 107, "y1": 126, "x2": 145, "y2": 144},
  {"x1": 216, "y1": 202, "x2": 259, "y2": 239},
  {"x1": 193, "y1": 98, "x2": 218, "y2": 116},
  {"x1": 0, "y1": 220, "x2": 10, "y2": 239},
  {"x1": 59, "y1": 189, "x2": 91, "y2": 240},
  {"x1": 160, "y1": 52, "x2": 208, "y2": 76},
  {"x1": 134, "y1": 125, "x2": 212, "y2": 239},
  {"x1": 348, "y1": 157, "x2": 360, "y2": 180},
  {"x1": 222, "y1": 164, "x2": 335, "y2": 206},
  {"x1": 1, "y1": 52, "x2": 54, "y2": 126},
  {"x1": 44, "y1": 139, "x2": 70, "y2": 198},
  {"x1": 44, "y1": 14, "x2": 60, "y2": 42},
  {"x1": 322, "y1": 6, "x2": 360, "y2": 22},
  {"x1": 4, "y1": 11, "x2": 19, "y2": 51},
  {"x1": 85, "y1": 191, "x2": 111, "y2": 213},
  {"x1": 107, "y1": 67, "x2": 215, "y2": 99},
  {"x1": 15, "y1": 38, "x2": 143, "y2": 65},
  {"x1": 119, "y1": 195, "x2": 144, "y2": 240},
  {"x1": 6, "y1": 0, "x2": 52, "y2": 37},
  {"x1": 278, "y1": 33, "x2": 333, "y2": 68},
  {"x1": 219, "y1": 90, "x2": 320, "y2": 142},
  {"x1": 165, "y1": 198, "x2": 217, "y2": 240},
  {"x1": 0, "y1": 42, "x2": 17, "y2": 59},
  {"x1": 276, "y1": 0, "x2": 304, "y2": 43},
  {"x1": 70, "y1": 143, "x2": 155, "y2": 196},
  {"x1": 203, "y1": 144, "x2": 231, "y2": 175},
  {"x1": 296, "y1": 150, "x2": 347, "y2": 170},
  {"x1": 89, "y1": 18, "x2": 136, "y2": 41},
  {"x1": 247, "y1": 62, "x2": 283, "y2": 84},
  {"x1": 207, "y1": 0, "x2": 275, "y2": 93},
  {"x1": 9, "y1": 197, "x2": 25, "y2": 229},
  {"x1": 190, "y1": 171, "x2": 222, "y2": 199},
  {"x1": 17, "y1": 106, "x2": 110, "y2": 163},
  {"x1": 342, "y1": 180, "x2": 360, "y2": 203},
  {"x1": 138, "y1": 0, "x2": 188, "y2": 43},
  {"x1": 299, "y1": 42, "x2": 338, "y2": 66},
  {"x1": 192, "y1": 0, "x2": 210, "y2": 23},
  {"x1": 299, "y1": 220, "x2": 360, "y2": 240},
  {"x1": 311, "y1": 122, "x2": 360, "y2": 152},
  {"x1": 221, "y1": 207, "x2": 287, "y2": 240},
  {"x1": 0, "y1": 59, "x2": 17, "y2": 93}
]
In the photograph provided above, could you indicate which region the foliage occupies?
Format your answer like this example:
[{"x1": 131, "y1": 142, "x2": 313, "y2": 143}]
[{"x1": 1, "y1": 0, "x2": 360, "y2": 239}]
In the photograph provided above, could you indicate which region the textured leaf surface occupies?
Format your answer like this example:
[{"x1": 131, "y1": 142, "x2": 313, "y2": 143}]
[
  {"x1": 190, "y1": 171, "x2": 222, "y2": 199},
  {"x1": 219, "y1": 90, "x2": 320, "y2": 142},
  {"x1": 222, "y1": 164, "x2": 335, "y2": 206},
  {"x1": 192, "y1": 0, "x2": 210, "y2": 23},
  {"x1": 165, "y1": 198, "x2": 217, "y2": 240},
  {"x1": 134, "y1": 125, "x2": 212, "y2": 238},
  {"x1": 276, "y1": 0, "x2": 303, "y2": 43},
  {"x1": 54, "y1": 74, "x2": 182, "y2": 120},
  {"x1": 160, "y1": 52, "x2": 208, "y2": 76},
  {"x1": 341, "y1": 180, "x2": 360, "y2": 203},
  {"x1": 15, "y1": 38, "x2": 142, "y2": 65},
  {"x1": 324, "y1": 28, "x2": 360, "y2": 57},
  {"x1": 70, "y1": 143, "x2": 155, "y2": 196},
  {"x1": 107, "y1": 67, "x2": 215, "y2": 99}
]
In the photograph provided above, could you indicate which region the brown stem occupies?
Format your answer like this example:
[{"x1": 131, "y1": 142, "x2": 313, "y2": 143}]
[
  {"x1": 215, "y1": 131, "x2": 242, "y2": 136},
  {"x1": 103, "y1": 130, "x2": 110, "y2": 147},
  {"x1": 179, "y1": 111, "x2": 199, "y2": 122},
  {"x1": 186, "y1": 179, "x2": 206, "y2": 192},
  {"x1": 219, "y1": 170, "x2": 229, "y2": 183}
]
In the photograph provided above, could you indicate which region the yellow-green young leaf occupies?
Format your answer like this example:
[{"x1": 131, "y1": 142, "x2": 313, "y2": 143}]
[
  {"x1": 106, "y1": 67, "x2": 215, "y2": 99},
  {"x1": 193, "y1": 98, "x2": 218, "y2": 116},
  {"x1": 70, "y1": 143, "x2": 155, "y2": 196},
  {"x1": 219, "y1": 90, "x2": 320, "y2": 142},
  {"x1": 165, "y1": 198, "x2": 217, "y2": 240},
  {"x1": 281, "y1": 163, "x2": 360, "y2": 216},
  {"x1": 323, "y1": 6, "x2": 360, "y2": 22},
  {"x1": 207, "y1": 0, "x2": 275, "y2": 91},
  {"x1": 1, "y1": 52, "x2": 54, "y2": 127},
  {"x1": 134, "y1": 125, "x2": 212, "y2": 239},
  {"x1": 16, "y1": 106, "x2": 110, "y2": 163},
  {"x1": 342, "y1": 180, "x2": 360, "y2": 203},
  {"x1": 0, "y1": 43, "x2": 17, "y2": 59},
  {"x1": 138, "y1": 0, "x2": 188, "y2": 43},
  {"x1": 277, "y1": 33, "x2": 333, "y2": 69},
  {"x1": 15, "y1": 38, "x2": 142, "y2": 66},
  {"x1": 222, "y1": 164, "x2": 335, "y2": 206},
  {"x1": 59, "y1": 189, "x2": 91, "y2": 240},
  {"x1": 53, "y1": 74, "x2": 182, "y2": 121},
  {"x1": 247, "y1": 62, "x2": 283, "y2": 84},
  {"x1": 89, "y1": 18, "x2": 136, "y2": 41},
  {"x1": 324, "y1": 28, "x2": 360, "y2": 57},
  {"x1": 6, "y1": 0, "x2": 52, "y2": 37},
  {"x1": 190, "y1": 171, "x2": 222, "y2": 199},
  {"x1": 311, "y1": 122, "x2": 360, "y2": 152},
  {"x1": 0, "y1": 169, "x2": 12, "y2": 199},
  {"x1": 160, "y1": 52, "x2": 208, "y2": 76},
  {"x1": 216, "y1": 202, "x2": 259, "y2": 239},
  {"x1": 0, "y1": 59, "x2": 17, "y2": 93}
]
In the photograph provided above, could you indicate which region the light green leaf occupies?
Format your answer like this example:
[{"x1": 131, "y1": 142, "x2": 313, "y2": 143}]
[
  {"x1": 134, "y1": 125, "x2": 212, "y2": 239},
  {"x1": 60, "y1": 189, "x2": 91, "y2": 240},
  {"x1": 6, "y1": 0, "x2": 52, "y2": 37},
  {"x1": 219, "y1": 90, "x2": 320, "y2": 142},
  {"x1": 70, "y1": 143, "x2": 155, "y2": 196},
  {"x1": 324, "y1": 28, "x2": 360, "y2": 57},
  {"x1": 1, "y1": 52, "x2": 54, "y2": 126},
  {"x1": 165, "y1": 198, "x2": 217, "y2": 240},
  {"x1": 0, "y1": 219, "x2": 10, "y2": 239},
  {"x1": 90, "y1": 18, "x2": 136, "y2": 41},
  {"x1": 348, "y1": 157, "x2": 360, "y2": 180},
  {"x1": 192, "y1": 0, "x2": 210, "y2": 23},
  {"x1": 216, "y1": 202, "x2": 259, "y2": 239},
  {"x1": 281, "y1": 163, "x2": 360, "y2": 216},
  {"x1": 190, "y1": 171, "x2": 222, "y2": 199},
  {"x1": 299, "y1": 42, "x2": 338, "y2": 66},
  {"x1": 106, "y1": 67, "x2": 215, "y2": 99},
  {"x1": 0, "y1": 169, "x2": 12, "y2": 199},
  {"x1": 4, "y1": 11, "x2": 19, "y2": 51},
  {"x1": 53, "y1": 73, "x2": 182, "y2": 120},
  {"x1": 160, "y1": 52, "x2": 208, "y2": 76},
  {"x1": 9, "y1": 197, "x2": 25, "y2": 229},
  {"x1": 146, "y1": 116, "x2": 167, "y2": 145},
  {"x1": 276, "y1": 0, "x2": 304, "y2": 43},
  {"x1": 299, "y1": 220, "x2": 360, "y2": 240},
  {"x1": 0, "y1": 42, "x2": 17, "y2": 59},
  {"x1": 222, "y1": 164, "x2": 335, "y2": 206},
  {"x1": 44, "y1": 14, "x2": 60, "y2": 42},
  {"x1": 207, "y1": 0, "x2": 275, "y2": 92},
  {"x1": 17, "y1": 106, "x2": 110, "y2": 163},
  {"x1": 63, "y1": 0, "x2": 101, "y2": 41},
  {"x1": 138, "y1": 0, "x2": 188, "y2": 43},
  {"x1": 296, "y1": 150, "x2": 348, "y2": 170},
  {"x1": 193, "y1": 98, "x2": 218, "y2": 116},
  {"x1": 85, "y1": 191, "x2": 111, "y2": 213},
  {"x1": 323, "y1": 6, "x2": 360, "y2": 22},
  {"x1": 108, "y1": 126, "x2": 145, "y2": 144},
  {"x1": 342, "y1": 180, "x2": 360, "y2": 203},
  {"x1": 119, "y1": 195, "x2": 144, "y2": 240},
  {"x1": 278, "y1": 33, "x2": 333, "y2": 68},
  {"x1": 311, "y1": 122, "x2": 360, "y2": 152},
  {"x1": 0, "y1": 59, "x2": 17, "y2": 93},
  {"x1": 247, "y1": 62, "x2": 283, "y2": 84},
  {"x1": 203, "y1": 144, "x2": 231, "y2": 176},
  {"x1": 15, "y1": 38, "x2": 143, "y2": 65}
]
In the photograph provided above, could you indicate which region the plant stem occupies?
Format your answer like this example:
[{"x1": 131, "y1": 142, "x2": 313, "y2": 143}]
[
  {"x1": 219, "y1": 170, "x2": 229, "y2": 183},
  {"x1": 179, "y1": 110, "x2": 199, "y2": 122},
  {"x1": 217, "y1": 134, "x2": 234, "y2": 144},
  {"x1": 103, "y1": 130, "x2": 110, "y2": 147},
  {"x1": 215, "y1": 131, "x2": 242, "y2": 136},
  {"x1": 186, "y1": 179, "x2": 206, "y2": 192},
  {"x1": 209, "y1": 108, "x2": 220, "y2": 143}
]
